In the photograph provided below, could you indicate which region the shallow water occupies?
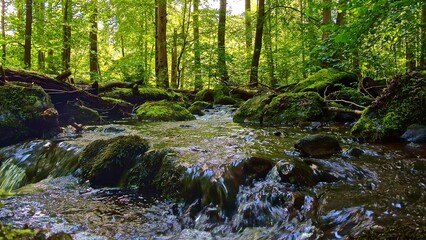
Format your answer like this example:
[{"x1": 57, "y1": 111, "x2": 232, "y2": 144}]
[{"x1": 0, "y1": 106, "x2": 425, "y2": 239}]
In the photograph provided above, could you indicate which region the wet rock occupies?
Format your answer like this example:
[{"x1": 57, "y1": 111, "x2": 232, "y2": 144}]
[
  {"x1": 238, "y1": 156, "x2": 275, "y2": 184},
  {"x1": 0, "y1": 83, "x2": 60, "y2": 147},
  {"x1": 175, "y1": 229, "x2": 214, "y2": 240},
  {"x1": 292, "y1": 68, "x2": 358, "y2": 94},
  {"x1": 345, "y1": 147, "x2": 365, "y2": 158},
  {"x1": 262, "y1": 92, "x2": 325, "y2": 125},
  {"x1": 136, "y1": 100, "x2": 195, "y2": 122},
  {"x1": 60, "y1": 104, "x2": 100, "y2": 124},
  {"x1": 233, "y1": 94, "x2": 275, "y2": 124},
  {"x1": 268, "y1": 160, "x2": 316, "y2": 187},
  {"x1": 195, "y1": 89, "x2": 215, "y2": 103},
  {"x1": 352, "y1": 72, "x2": 426, "y2": 142},
  {"x1": 294, "y1": 134, "x2": 342, "y2": 158},
  {"x1": 214, "y1": 95, "x2": 236, "y2": 105},
  {"x1": 128, "y1": 149, "x2": 186, "y2": 199},
  {"x1": 188, "y1": 101, "x2": 212, "y2": 116},
  {"x1": 79, "y1": 135, "x2": 149, "y2": 187},
  {"x1": 401, "y1": 124, "x2": 426, "y2": 143}
]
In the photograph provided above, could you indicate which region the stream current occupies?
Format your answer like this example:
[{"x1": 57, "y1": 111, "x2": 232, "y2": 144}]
[{"x1": 0, "y1": 106, "x2": 425, "y2": 239}]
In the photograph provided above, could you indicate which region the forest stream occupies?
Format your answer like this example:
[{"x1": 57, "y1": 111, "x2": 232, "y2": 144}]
[{"x1": 0, "y1": 106, "x2": 425, "y2": 239}]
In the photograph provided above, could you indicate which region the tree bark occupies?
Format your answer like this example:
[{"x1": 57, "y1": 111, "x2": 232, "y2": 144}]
[
  {"x1": 171, "y1": 29, "x2": 178, "y2": 89},
  {"x1": 264, "y1": 8, "x2": 277, "y2": 87},
  {"x1": 24, "y1": 0, "x2": 33, "y2": 69},
  {"x1": 249, "y1": 0, "x2": 265, "y2": 87},
  {"x1": 1, "y1": 0, "x2": 6, "y2": 63},
  {"x1": 421, "y1": 3, "x2": 426, "y2": 69},
  {"x1": 156, "y1": 0, "x2": 169, "y2": 88},
  {"x1": 321, "y1": 0, "x2": 332, "y2": 41},
  {"x1": 193, "y1": 0, "x2": 202, "y2": 90},
  {"x1": 244, "y1": 0, "x2": 252, "y2": 50},
  {"x1": 89, "y1": 3, "x2": 99, "y2": 81},
  {"x1": 217, "y1": 0, "x2": 229, "y2": 84},
  {"x1": 405, "y1": 38, "x2": 416, "y2": 72},
  {"x1": 62, "y1": 0, "x2": 71, "y2": 71}
]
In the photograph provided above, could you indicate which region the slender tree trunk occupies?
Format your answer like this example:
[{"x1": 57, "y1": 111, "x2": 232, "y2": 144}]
[
  {"x1": 62, "y1": 0, "x2": 71, "y2": 71},
  {"x1": 47, "y1": 49, "x2": 55, "y2": 73},
  {"x1": 38, "y1": 50, "x2": 45, "y2": 71},
  {"x1": 249, "y1": 0, "x2": 265, "y2": 87},
  {"x1": 421, "y1": 3, "x2": 426, "y2": 69},
  {"x1": 217, "y1": 0, "x2": 229, "y2": 84},
  {"x1": 1, "y1": 0, "x2": 6, "y2": 63},
  {"x1": 171, "y1": 29, "x2": 178, "y2": 89},
  {"x1": 155, "y1": 0, "x2": 159, "y2": 80},
  {"x1": 264, "y1": 12, "x2": 276, "y2": 87},
  {"x1": 405, "y1": 38, "x2": 416, "y2": 72},
  {"x1": 36, "y1": 1, "x2": 45, "y2": 71},
  {"x1": 24, "y1": 0, "x2": 33, "y2": 69},
  {"x1": 89, "y1": 3, "x2": 99, "y2": 81},
  {"x1": 156, "y1": 0, "x2": 169, "y2": 88},
  {"x1": 335, "y1": 0, "x2": 346, "y2": 62},
  {"x1": 121, "y1": 35, "x2": 125, "y2": 57},
  {"x1": 245, "y1": 0, "x2": 252, "y2": 51},
  {"x1": 193, "y1": 0, "x2": 202, "y2": 90},
  {"x1": 321, "y1": 0, "x2": 332, "y2": 68},
  {"x1": 300, "y1": 0, "x2": 306, "y2": 78}
]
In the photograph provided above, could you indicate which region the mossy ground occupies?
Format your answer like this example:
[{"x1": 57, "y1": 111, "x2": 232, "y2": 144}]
[
  {"x1": 351, "y1": 72, "x2": 426, "y2": 141},
  {"x1": 136, "y1": 100, "x2": 195, "y2": 121},
  {"x1": 293, "y1": 68, "x2": 358, "y2": 93},
  {"x1": 79, "y1": 135, "x2": 150, "y2": 187}
]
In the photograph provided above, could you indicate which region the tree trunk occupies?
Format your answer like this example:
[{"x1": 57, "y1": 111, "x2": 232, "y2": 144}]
[
  {"x1": 245, "y1": 0, "x2": 252, "y2": 50},
  {"x1": 89, "y1": 3, "x2": 99, "y2": 81},
  {"x1": 217, "y1": 0, "x2": 229, "y2": 84},
  {"x1": 405, "y1": 38, "x2": 416, "y2": 72},
  {"x1": 1, "y1": 0, "x2": 6, "y2": 63},
  {"x1": 24, "y1": 0, "x2": 33, "y2": 69},
  {"x1": 47, "y1": 49, "x2": 55, "y2": 73},
  {"x1": 421, "y1": 3, "x2": 426, "y2": 69},
  {"x1": 171, "y1": 29, "x2": 178, "y2": 89},
  {"x1": 321, "y1": 0, "x2": 332, "y2": 68},
  {"x1": 156, "y1": 0, "x2": 169, "y2": 88},
  {"x1": 193, "y1": 0, "x2": 202, "y2": 90},
  {"x1": 249, "y1": 0, "x2": 265, "y2": 87},
  {"x1": 300, "y1": 0, "x2": 306, "y2": 78},
  {"x1": 35, "y1": 1, "x2": 45, "y2": 71},
  {"x1": 62, "y1": 0, "x2": 71, "y2": 71},
  {"x1": 38, "y1": 50, "x2": 45, "y2": 71},
  {"x1": 264, "y1": 8, "x2": 276, "y2": 87}
]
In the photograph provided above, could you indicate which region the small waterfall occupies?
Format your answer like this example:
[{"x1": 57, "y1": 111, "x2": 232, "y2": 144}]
[{"x1": 0, "y1": 140, "x2": 82, "y2": 191}]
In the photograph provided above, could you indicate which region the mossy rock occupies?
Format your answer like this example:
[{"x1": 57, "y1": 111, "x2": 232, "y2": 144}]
[
  {"x1": 293, "y1": 69, "x2": 358, "y2": 94},
  {"x1": 214, "y1": 95, "x2": 237, "y2": 105},
  {"x1": 127, "y1": 149, "x2": 185, "y2": 199},
  {"x1": 101, "y1": 87, "x2": 173, "y2": 105},
  {"x1": 326, "y1": 86, "x2": 371, "y2": 107},
  {"x1": 136, "y1": 100, "x2": 195, "y2": 122},
  {"x1": 267, "y1": 160, "x2": 317, "y2": 187},
  {"x1": 188, "y1": 101, "x2": 212, "y2": 116},
  {"x1": 263, "y1": 92, "x2": 325, "y2": 125},
  {"x1": 0, "y1": 83, "x2": 59, "y2": 147},
  {"x1": 0, "y1": 224, "x2": 37, "y2": 239},
  {"x1": 351, "y1": 72, "x2": 426, "y2": 141},
  {"x1": 195, "y1": 89, "x2": 215, "y2": 102},
  {"x1": 60, "y1": 104, "x2": 100, "y2": 124},
  {"x1": 79, "y1": 135, "x2": 150, "y2": 187},
  {"x1": 294, "y1": 134, "x2": 342, "y2": 158},
  {"x1": 233, "y1": 94, "x2": 275, "y2": 124}
]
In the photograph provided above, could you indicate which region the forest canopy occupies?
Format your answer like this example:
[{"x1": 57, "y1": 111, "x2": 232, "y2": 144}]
[{"x1": 0, "y1": 0, "x2": 424, "y2": 89}]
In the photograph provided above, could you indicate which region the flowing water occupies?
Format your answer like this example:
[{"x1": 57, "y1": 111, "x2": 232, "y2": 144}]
[{"x1": 0, "y1": 106, "x2": 425, "y2": 239}]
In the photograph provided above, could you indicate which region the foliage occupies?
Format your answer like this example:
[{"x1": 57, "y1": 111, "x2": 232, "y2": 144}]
[{"x1": 136, "y1": 100, "x2": 195, "y2": 122}]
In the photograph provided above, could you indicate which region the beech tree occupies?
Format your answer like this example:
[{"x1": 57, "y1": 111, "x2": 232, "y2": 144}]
[
  {"x1": 156, "y1": 0, "x2": 169, "y2": 88},
  {"x1": 24, "y1": 0, "x2": 32, "y2": 69}
]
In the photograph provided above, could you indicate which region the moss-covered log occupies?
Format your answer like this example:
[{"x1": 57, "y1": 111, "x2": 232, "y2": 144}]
[{"x1": 4, "y1": 69, "x2": 132, "y2": 120}]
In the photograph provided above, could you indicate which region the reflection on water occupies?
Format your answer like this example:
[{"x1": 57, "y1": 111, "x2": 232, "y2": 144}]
[{"x1": 0, "y1": 106, "x2": 425, "y2": 239}]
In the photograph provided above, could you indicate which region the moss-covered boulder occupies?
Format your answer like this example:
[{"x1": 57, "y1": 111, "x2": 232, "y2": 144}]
[
  {"x1": 233, "y1": 94, "x2": 275, "y2": 124},
  {"x1": 351, "y1": 72, "x2": 426, "y2": 141},
  {"x1": 195, "y1": 87, "x2": 236, "y2": 105},
  {"x1": 128, "y1": 149, "x2": 185, "y2": 199},
  {"x1": 195, "y1": 89, "x2": 215, "y2": 102},
  {"x1": 79, "y1": 135, "x2": 150, "y2": 187},
  {"x1": 136, "y1": 100, "x2": 195, "y2": 121},
  {"x1": 263, "y1": 92, "x2": 325, "y2": 125},
  {"x1": 60, "y1": 104, "x2": 100, "y2": 124},
  {"x1": 214, "y1": 95, "x2": 237, "y2": 105},
  {"x1": 294, "y1": 134, "x2": 342, "y2": 158},
  {"x1": 0, "y1": 83, "x2": 59, "y2": 147},
  {"x1": 188, "y1": 101, "x2": 212, "y2": 116},
  {"x1": 101, "y1": 86, "x2": 174, "y2": 105},
  {"x1": 293, "y1": 69, "x2": 358, "y2": 94}
]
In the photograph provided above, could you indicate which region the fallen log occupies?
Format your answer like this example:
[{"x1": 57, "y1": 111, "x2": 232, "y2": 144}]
[
  {"x1": 325, "y1": 106, "x2": 363, "y2": 116},
  {"x1": 4, "y1": 69, "x2": 132, "y2": 121}
]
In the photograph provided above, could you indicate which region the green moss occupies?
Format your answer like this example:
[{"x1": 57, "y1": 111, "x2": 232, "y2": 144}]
[
  {"x1": 214, "y1": 95, "x2": 237, "y2": 105},
  {"x1": 101, "y1": 96, "x2": 132, "y2": 106},
  {"x1": 293, "y1": 68, "x2": 358, "y2": 93},
  {"x1": 0, "y1": 224, "x2": 36, "y2": 239},
  {"x1": 351, "y1": 73, "x2": 426, "y2": 141},
  {"x1": 195, "y1": 89, "x2": 215, "y2": 102},
  {"x1": 326, "y1": 86, "x2": 371, "y2": 107},
  {"x1": 0, "y1": 83, "x2": 56, "y2": 147},
  {"x1": 102, "y1": 87, "x2": 173, "y2": 104},
  {"x1": 188, "y1": 101, "x2": 211, "y2": 116},
  {"x1": 233, "y1": 94, "x2": 275, "y2": 124},
  {"x1": 263, "y1": 92, "x2": 324, "y2": 125},
  {"x1": 62, "y1": 104, "x2": 99, "y2": 124},
  {"x1": 79, "y1": 135, "x2": 150, "y2": 187},
  {"x1": 136, "y1": 100, "x2": 195, "y2": 122}
]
